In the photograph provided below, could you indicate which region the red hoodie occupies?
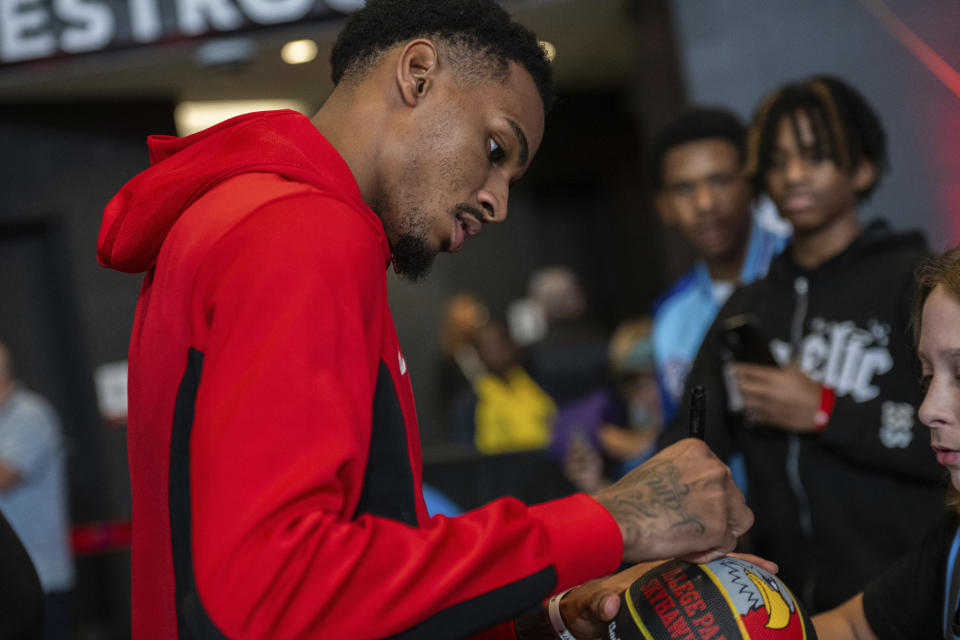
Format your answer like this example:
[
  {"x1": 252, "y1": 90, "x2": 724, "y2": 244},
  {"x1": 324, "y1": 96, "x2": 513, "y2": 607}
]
[{"x1": 98, "y1": 110, "x2": 622, "y2": 639}]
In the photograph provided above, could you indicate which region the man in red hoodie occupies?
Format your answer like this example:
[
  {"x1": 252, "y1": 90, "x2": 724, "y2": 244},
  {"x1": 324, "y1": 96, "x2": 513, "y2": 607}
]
[{"x1": 98, "y1": 1, "x2": 754, "y2": 638}]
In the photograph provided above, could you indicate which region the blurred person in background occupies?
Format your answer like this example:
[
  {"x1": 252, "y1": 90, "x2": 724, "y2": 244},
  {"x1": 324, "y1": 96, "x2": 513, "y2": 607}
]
[
  {"x1": 551, "y1": 318, "x2": 664, "y2": 494},
  {"x1": 650, "y1": 106, "x2": 790, "y2": 425},
  {"x1": 523, "y1": 266, "x2": 610, "y2": 406},
  {"x1": 451, "y1": 319, "x2": 557, "y2": 453},
  {"x1": 0, "y1": 342, "x2": 74, "y2": 640},
  {"x1": 435, "y1": 292, "x2": 489, "y2": 431},
  {"x1": 660, "y1": 75, "x2": 944, "y2": 613}
]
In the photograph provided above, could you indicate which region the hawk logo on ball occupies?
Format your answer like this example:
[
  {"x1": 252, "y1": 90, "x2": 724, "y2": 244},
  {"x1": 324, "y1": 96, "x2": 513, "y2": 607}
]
[{"x1": 743, "y1": 567, "x2": 791, "y2": 629}]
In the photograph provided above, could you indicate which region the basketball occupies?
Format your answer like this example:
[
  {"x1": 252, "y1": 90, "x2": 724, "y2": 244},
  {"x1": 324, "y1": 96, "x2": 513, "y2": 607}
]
[{"x1": 608, "y1": 556, "x2": 817, "y2": 640}]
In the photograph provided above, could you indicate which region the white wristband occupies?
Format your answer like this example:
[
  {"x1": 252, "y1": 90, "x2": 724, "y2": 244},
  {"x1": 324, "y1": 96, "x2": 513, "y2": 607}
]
[{"x1": 547, "y1": 587, "x2": 577, "y2": 640}]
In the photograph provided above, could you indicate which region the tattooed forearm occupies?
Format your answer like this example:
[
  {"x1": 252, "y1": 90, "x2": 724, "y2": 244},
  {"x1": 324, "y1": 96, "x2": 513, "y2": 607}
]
[{"x1": 596, "y1": 460, "x2": 705, "y2": 549}]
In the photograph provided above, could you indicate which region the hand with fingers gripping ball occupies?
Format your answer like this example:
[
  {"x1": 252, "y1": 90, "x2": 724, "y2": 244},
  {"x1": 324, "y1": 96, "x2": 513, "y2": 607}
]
[{"x1": 540, "y1": 553, "x2": 798, "y2": 640}]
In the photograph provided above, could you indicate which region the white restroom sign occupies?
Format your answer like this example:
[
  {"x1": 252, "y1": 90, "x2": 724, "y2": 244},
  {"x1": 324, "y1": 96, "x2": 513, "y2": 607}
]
[{"x1": 0, "y1": 0, "x2": 364, "y2": 64}]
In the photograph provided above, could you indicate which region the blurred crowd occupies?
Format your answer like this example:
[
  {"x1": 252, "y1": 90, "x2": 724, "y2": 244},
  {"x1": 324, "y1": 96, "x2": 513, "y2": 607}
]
[{"x1": 424, "y1": 74, "x2": 946, "y2": 616}]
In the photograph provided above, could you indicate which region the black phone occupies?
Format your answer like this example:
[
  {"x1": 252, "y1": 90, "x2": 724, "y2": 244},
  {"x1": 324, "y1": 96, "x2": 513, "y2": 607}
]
[{"x1": 719, "y1": 314, "x2": 778, "y2": 366}]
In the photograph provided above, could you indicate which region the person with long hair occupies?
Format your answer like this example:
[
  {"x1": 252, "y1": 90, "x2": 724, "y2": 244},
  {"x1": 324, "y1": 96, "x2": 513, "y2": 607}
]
[{"x1": 814, "y1": 245, "x2": 960, "y2": 638}]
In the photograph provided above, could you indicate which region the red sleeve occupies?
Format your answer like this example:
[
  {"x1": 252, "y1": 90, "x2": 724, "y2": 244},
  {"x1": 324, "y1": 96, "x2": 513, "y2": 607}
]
[{"x1": 187, "y1": 196, "x2": 623, "y2": 639}]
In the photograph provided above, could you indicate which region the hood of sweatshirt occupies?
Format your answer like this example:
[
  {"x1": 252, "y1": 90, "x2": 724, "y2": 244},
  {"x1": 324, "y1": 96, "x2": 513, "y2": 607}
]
[
  {"x1": 765, "y1": 219, "x2": 927, "y2": 285},
  {"x1": 98, "y1": 110, "x2": 384, "y2": 273}
]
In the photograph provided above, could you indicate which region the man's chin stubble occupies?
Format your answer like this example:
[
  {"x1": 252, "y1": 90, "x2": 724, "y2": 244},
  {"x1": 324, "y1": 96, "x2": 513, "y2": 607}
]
[{"x1": 391, "y1": 233, "x2": 437, "y2": 283}]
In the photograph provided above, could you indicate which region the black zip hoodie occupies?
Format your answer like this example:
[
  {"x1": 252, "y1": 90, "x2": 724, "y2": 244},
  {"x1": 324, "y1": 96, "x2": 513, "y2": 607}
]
[{"x1": 660, "y1": 219, "x2": 946, "y2": 613}]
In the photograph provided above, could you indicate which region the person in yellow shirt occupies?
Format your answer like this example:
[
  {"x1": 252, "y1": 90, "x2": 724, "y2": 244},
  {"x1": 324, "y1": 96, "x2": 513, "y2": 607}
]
[{"x1": 453, "y1": 319, "x2": 557, "y2": 453}]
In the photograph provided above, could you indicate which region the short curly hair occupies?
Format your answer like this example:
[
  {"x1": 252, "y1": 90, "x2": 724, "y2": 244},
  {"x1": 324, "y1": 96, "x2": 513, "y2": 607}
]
[
  {"x1": 745, "y1": 75, "x2": 887, "y2": 201},
  {"x1": 330, "y1": 0, "x2": 554, "y2": 112},
  {"x1": 648, "y1": 107, "x2": 747, "y2": 190}
]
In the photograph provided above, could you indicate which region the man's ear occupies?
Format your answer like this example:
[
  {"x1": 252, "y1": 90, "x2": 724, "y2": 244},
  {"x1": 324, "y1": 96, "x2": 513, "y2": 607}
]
[
  {"x1": 852, "y1": 159, "x2": 877, "y2": 194},
  {"x1": 397, "y1": 39, "x2": 438, "y2": 107}
]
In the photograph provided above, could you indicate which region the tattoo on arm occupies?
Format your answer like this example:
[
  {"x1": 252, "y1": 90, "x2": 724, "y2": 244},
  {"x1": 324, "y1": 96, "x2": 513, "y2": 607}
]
[{"x1": 600, "y1": 461, "x2": 704, "y2": 548}]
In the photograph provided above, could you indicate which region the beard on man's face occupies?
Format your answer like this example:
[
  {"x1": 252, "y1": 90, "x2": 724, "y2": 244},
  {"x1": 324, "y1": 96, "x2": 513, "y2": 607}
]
[
  {"x1": 374, "y1": 195, "x2": 442, "y2": 283},
  {"x1": 391, "y1": 232, "x2": 437, "y2": 282}
]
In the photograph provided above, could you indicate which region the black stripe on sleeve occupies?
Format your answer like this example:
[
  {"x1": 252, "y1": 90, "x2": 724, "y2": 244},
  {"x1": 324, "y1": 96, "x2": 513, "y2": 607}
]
[
  {"x1": 355, "y1": 361, "x2": 559, "y2": 637},
  {"x1": 388, "y1": 566, "x2": 557, "y2": 640},
  {"x1": 169, "y1": 348, "x2": 228, "y2": 639}
]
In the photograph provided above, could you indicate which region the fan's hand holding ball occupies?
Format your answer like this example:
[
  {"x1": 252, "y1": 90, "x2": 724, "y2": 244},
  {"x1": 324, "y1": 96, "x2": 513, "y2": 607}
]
[
  {"x1": 593, "y1": 439, "x2": 753, "y2": 564},
  {"x1": 554, "y1": 554, "x2": 780, "y2": 640},
  {"x1": 610, "y1": 556, "x2": 816, "y2": 640}
]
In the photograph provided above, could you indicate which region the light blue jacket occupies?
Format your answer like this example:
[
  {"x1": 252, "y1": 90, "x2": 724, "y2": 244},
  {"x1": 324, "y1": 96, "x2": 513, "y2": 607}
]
[{"x1": 652, "y1": 213, "x2": 789, "y2": 422}]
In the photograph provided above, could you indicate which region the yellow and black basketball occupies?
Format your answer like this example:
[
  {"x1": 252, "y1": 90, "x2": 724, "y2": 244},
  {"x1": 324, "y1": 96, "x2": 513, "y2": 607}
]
[{"x1": 608, "y1": 556, "x2": 817, "y2": 640}]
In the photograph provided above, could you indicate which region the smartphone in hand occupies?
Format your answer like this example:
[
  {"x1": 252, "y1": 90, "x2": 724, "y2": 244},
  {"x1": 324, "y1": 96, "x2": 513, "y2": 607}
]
[{"x1": 719, "y1": 314, "x2": 778, "y2": 367}]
